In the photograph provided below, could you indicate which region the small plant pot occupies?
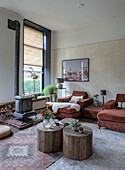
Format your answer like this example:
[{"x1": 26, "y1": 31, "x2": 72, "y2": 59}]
[
  {"x1": 79, "y1": 129, "x2": 83, "y2": 133},
  {"x1": 72, "y1": 126, "x2": 77, "y2": 131},
  {"x1": 79, "y1": 127, "x2": 83, "y2": 133}
]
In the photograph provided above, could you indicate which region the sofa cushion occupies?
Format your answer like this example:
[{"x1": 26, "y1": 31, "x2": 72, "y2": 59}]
[
  {"x1": 72, "y1": 91, "x2": 88, "y2": 99},
  {"x1": 102, "y1": 100, "x2": 117, "y2": 109},
  {"x1": 58, "y1": 107, "x2": 78, "y2": 114},
  {"x1": 98, "y1": 108, "x2": 125, "y2": 123}
]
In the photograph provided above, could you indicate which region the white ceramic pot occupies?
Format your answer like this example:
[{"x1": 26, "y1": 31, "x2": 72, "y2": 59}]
[{"x1": 72, "y1": 126, "x2": 77, "y2": 131}]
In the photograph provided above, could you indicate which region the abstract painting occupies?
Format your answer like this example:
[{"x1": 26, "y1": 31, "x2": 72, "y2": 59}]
[{"x1": 62, "y1": 58, "x2": 89, "y2": 82}]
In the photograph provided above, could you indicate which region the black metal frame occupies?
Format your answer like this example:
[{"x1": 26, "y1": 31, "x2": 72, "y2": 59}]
[
  {"x1": 62, "y1": 58, "x2": 89, "y2": 82},
  {"x1": 8, "y1": 19, "x2": 20, "y2": 96},
  {"x1": 23, "y1": 19, "x2": 51, "y2": 93}
]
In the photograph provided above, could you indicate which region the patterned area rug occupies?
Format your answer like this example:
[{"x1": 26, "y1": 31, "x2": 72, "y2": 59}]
[
  {"x1": 47, "y1": 122, "x2": 125, "y2": 170},
  {"x1": 0, "y1": 125, "x2": 63, "y2": 170}
]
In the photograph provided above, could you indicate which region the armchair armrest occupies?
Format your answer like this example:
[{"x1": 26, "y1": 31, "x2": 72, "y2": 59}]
[
  {"x1": 58, "y1": 96, "x2": 72, "y2": 102},
  {"x1": 102, "y1": 100, "x2": 117, "y2": 109},
  {"x1": 77, "y1": 98, "x2": 93, "y2": 108}
]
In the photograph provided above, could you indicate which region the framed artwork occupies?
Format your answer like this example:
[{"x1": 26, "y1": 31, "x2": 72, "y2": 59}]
[{"x1": 62, "y1": 58, "x2": 89, "y2": 82}]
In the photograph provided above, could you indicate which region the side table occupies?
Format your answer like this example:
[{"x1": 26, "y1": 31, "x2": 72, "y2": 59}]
[
  {"x1": 37, "y1": 122, "x2": 63, "y2": 153},
  {"x1": 83, "y1": 104, "x2": 102, "y2": 119},
  {"x1": 63, "y1": 125, "x2": 92, "y2": 160}
]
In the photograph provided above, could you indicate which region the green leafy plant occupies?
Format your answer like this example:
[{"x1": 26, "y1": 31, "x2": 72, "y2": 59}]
[
  {"x1": 42, "y1": 85, "x2": 57, "y2": 96},
  {"x1": 70, "y1": 119, "x2": 81, "y2": 127},
  {"x1": 93, "y1": 94, "x2": 100, "y2": 105}
]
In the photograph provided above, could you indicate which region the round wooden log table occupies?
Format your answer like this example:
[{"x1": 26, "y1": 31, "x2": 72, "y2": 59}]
[
  {"x1": 37, "y1": 122, "x2": 63, "y2": 153},
  {"x1": 63, "y1": 125, "x2": 92, "y2": 160}
]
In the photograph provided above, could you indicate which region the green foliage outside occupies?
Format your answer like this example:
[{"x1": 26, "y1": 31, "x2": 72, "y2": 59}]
[{"x1": 24, "y1": 79, "x2": 40, "y2": 94}]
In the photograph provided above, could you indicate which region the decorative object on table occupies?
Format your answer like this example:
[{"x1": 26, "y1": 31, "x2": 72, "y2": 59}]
[
  {"x1": 79, "y1": 126, "x2": 83, "y2": 133},
  {"x1": 70, "y1": 119, "x2": 81, "y2": 131},
  {"x1": 62, "y1": 58, "x2": 89, "y2": 82},
  {"x1": 56, "y1": 78, "x2": 64, "y2": 89},
  {"x1": 100, "y1": 90, "x2": 106, "y2": 104},
  {"x1": 93, "y1": 94, "x2": 100, "y2": 106},
  {"x1": 28, "y1": 67, "x2": 39, "y2": 98},
  {"x1": 61, "y1": 118, "x2": 76, "y2": 126},
  {"x1": 55, "y1": 121, "x2": 60, "y2": 126},
  {"x1": 41, "y1": 107, "x2": 56, "y2": 128},
  {"x1": 42, "y1": 85, "x2": 57, "y2": 102}
]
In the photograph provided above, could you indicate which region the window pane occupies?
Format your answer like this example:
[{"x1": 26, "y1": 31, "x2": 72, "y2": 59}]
[
  {"x1": 24, "y1": 65, "x2": 42, "y2": 94},
  {"x1": 24, "y1": 26, "x2": 43, "y2": 48},
  {"x1": 24, "y1": 45, "x2": 43, "y2": 67}
]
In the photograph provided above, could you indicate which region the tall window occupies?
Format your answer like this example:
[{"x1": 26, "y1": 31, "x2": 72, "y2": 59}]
[{"x1": 24, "y1": 26, "x2": 43, "y2": 94}]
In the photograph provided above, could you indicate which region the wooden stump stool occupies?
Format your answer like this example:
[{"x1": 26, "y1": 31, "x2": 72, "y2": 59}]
[
  {"x1": 37, "y1": 122, "x2": 63, "y2": 153},
  {"x1": 63, "y1": 125, "x2": 92, "y2": 160}
]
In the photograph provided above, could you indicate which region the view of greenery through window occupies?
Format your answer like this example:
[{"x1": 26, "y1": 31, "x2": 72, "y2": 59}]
[
  {"x1": 24, "y1": 79, "x2": 40, "y2": 94},
  {"x1": 24, "y1": 65, "x2": 42, "y2": 94}
]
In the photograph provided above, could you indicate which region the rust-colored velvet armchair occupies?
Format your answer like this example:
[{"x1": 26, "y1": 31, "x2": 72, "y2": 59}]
[
  {"x1": 48, "y1": 91, "x2": 93, "y2": 118},
  {"x1": 97, "y1": 94, "x2": 125, "y2": 132}
]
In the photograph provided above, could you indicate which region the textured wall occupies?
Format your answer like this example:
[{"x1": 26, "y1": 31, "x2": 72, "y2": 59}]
[
  {"x1": 54, "y1": 39, "x2": 125, "y2": 102},
  {"x1": 0, "y1": 7, "x2": 23, "y2": 103}
]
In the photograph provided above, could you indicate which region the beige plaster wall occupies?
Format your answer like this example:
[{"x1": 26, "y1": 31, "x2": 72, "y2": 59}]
[
  {"x1": 0, "y1": 7, "x2": 23, "y2": 103},
  {"x1": 54, "y1": 39, "x2": 125, "y2": 102}
]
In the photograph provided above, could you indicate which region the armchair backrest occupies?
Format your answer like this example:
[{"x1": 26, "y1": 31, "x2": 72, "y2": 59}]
[
  {"x1": 116, "y1": 94, "x2": 125, "y2": 102},
  {"x1": 72, "y1": 91, "x2": 88, "y2": 99}
]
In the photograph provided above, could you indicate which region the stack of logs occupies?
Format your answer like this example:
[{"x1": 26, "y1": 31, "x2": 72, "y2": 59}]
[{"x1": 0, "y1": 102, "x2": 15, "y2": 119}]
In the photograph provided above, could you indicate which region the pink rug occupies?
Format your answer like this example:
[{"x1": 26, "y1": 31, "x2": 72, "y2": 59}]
[{"x1": 0, "y1": 116, "x2": 42, "y2": 129}]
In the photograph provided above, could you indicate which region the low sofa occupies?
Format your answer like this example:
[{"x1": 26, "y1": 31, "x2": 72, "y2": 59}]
[
  {"x1": 97, "y1": 94, "x2": 125, "y2": 132},
  {"x1": 48, "y1": 91, "x2": 93, "y2": 118}
]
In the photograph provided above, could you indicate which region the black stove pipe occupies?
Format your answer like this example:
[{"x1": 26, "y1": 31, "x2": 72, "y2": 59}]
[{"x1": 8, "y1": 19, "x2": 20, "y2": 96}]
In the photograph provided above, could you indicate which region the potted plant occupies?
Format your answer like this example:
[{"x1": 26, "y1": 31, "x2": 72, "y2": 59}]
[
  {"x1": 70, "y1": 119, "x2": 81, "y2": 131},
  {"x1": 93, "y1": 94, "x2": 100, "y2": 106},
  {"x1": 42, "y1": 85, "x2": 57, "y2": 101},
  {"x1": 79, "y1": 127, "x2": 83, "y2": 133},
  {"x1": 41, "y1": 107, "x2": 56, "y2": 128}
]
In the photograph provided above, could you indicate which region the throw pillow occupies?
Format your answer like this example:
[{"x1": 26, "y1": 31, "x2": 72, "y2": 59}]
[
  {"x1": 69, "y1": 96, "x2": 83, "y2": 103},
  {"x1": 117, "y1": 102, "x2": 125, "y2": 108}
]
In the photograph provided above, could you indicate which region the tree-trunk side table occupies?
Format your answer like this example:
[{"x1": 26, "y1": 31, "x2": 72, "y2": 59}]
[
  {"x1": 63, "y1": 125, "x2": 92, "y2": 160},
  {"x1": 37, "y1": 122, "x2": 63, "y2": 153}
]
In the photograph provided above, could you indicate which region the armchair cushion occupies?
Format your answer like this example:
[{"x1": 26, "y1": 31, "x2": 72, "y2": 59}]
[
  {"x1": 77, "y1": 98, "x2": 93, "y2": 108},
  {"x1": 72, "y1": 91, "x2": 88, "y2": 99},
  {"x1": 97, "y1": 108, "x2": 125, "y2": 123},
  {"x1": 58, "y1": 107, "x2": 78, "y2": 114},
  {"x1": 58, "y1": 96, "x2": 72, "y2": 102},
  {"x1": 102, "y1": 100, "x2": 117, "y2": 109}
]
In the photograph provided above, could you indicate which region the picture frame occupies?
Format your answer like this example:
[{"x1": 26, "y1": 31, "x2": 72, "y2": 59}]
[{"x1": 62, "y1": 58, "x2": 89, "y2": 82}]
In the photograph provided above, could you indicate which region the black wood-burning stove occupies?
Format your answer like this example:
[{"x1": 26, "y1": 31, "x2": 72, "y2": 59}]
[{"x1": 13, "y1": 95, "x2": 36, "y2": 120}]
